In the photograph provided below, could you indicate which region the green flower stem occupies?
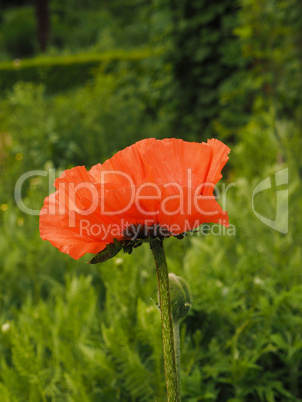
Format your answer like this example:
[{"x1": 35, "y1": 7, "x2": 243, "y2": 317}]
[
  {"x1": 173, "y1": 319, "x2": 181, "y2": 391},
  {"x1": 150, "y1": 239, "x2": 180, "y2": 401}
]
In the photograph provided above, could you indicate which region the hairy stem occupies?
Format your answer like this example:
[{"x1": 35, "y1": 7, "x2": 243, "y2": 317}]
[
  {"x1": 150, "y1": 239, "x2": 180, "y2": 401},
  {"x1": 173, "y1": 319, "x2": 181, "y2": 391}
]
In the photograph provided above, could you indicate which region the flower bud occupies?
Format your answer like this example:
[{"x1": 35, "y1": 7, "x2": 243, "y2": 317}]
[{"x1": 169, "y1": 273, "x2": 191, "y2": 322}]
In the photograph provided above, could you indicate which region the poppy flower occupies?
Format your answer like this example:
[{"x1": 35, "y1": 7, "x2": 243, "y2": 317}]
[{"x1": 40, "y1": 138, "x2": 230, "y2": 261}]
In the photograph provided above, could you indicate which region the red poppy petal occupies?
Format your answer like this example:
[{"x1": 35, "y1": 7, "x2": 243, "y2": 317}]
[
  {"x1": 158, "y1": 186, "x2": 228, "y2": 234},
  {"x1": 141, "y1": 138, "x2": 213, "y2": 188},
  {"x1": 204, "y1": 139, "x2": 230, "y2": 192},
  {"x1": 40, "y1": 192, "x2": 108, "y2": 259},
  {"x1": 94, "y1": 138, "x2": 156, "y2": 187},
  {"x1": 99, "y1": 185, "x2": 160, "y2": 236},
  {"x1": 89, "y1": 163, "x2": 102, "y2": 182},
  {"x1": 40, "y1": 138, "x2": 230, "y2": 260}
]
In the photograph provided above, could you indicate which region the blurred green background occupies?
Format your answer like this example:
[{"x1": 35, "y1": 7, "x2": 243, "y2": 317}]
[{"x1": 0, "y1": 0, "x2": 302, "y2": 400}]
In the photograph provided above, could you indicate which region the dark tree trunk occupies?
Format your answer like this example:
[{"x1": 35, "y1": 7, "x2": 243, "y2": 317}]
[{"x1": 34, "y1": 0, "x2": 50, "y2": 52}]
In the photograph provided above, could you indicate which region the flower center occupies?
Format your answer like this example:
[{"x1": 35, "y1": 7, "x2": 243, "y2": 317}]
[{"x1": 123, "y1": 223, "x2": 172, "y2": 241}]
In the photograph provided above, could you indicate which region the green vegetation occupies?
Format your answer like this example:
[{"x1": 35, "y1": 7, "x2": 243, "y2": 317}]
[
  {"x1": 0, "y1": 48, "x2": 157, "y2": 93},
  {"x1": 0, "y1": 0, "x2": 301, "y2": 400}
]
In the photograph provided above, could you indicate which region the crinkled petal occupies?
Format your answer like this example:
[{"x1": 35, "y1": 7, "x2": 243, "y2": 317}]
[{"x1": 40, "y1": 138, "x2": 230, "y2": 260}]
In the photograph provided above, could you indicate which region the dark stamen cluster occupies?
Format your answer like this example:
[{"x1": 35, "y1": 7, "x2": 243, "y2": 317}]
[{"x1": 123, "y1": 223, "x2": 172, "y2": 241}]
